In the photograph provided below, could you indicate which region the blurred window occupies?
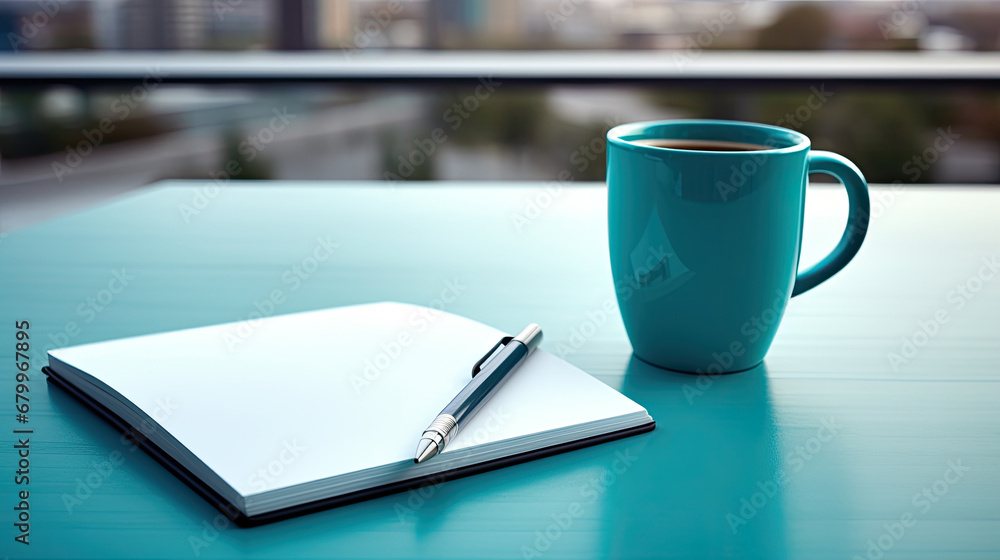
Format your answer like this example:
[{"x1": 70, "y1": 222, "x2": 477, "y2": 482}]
[{"x1": 1, "y1": 1, "x2": 998, "y2": 230}]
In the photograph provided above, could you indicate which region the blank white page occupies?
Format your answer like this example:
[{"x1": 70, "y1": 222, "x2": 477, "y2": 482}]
[{"x1": 49, "y1": 302, "x2": 649, "y2": 499}]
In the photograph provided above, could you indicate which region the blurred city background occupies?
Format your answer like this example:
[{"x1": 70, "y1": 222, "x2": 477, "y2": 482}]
[{"x1": 1, "y1": 0, "x2": 999, "y2": 230}]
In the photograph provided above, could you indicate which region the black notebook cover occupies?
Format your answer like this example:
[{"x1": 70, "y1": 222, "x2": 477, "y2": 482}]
[{"x1": 44, "y1": 366, "x2": 655, "y2": 527}]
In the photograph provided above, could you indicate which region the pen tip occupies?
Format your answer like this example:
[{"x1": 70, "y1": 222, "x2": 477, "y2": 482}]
[{"x1": 414, "y1": 438, "x2": 439, "y2": 464}]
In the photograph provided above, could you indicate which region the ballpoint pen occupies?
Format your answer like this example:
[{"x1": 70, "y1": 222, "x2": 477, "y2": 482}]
[{"x1": 414, "y1": 324, "x2": 543, "y2": 463}]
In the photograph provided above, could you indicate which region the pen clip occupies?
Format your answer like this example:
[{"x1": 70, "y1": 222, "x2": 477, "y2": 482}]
[{"x1": 471, "y1": 336, "x2": 513, "y2": 378}]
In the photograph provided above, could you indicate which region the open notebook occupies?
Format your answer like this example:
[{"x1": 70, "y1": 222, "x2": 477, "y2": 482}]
[{"x1": 44, "y1": 302, "x2": 654, "y2": 526}]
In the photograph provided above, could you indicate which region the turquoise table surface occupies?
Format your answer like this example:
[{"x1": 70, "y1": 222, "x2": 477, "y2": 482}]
[{"x1": 1, "y1": 181, "x2": 998, "y2": 559}]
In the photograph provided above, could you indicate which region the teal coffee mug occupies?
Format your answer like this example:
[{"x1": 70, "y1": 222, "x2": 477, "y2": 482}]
[{"x1": 607, "y1": 120, "x2": 869, "y2": 373}]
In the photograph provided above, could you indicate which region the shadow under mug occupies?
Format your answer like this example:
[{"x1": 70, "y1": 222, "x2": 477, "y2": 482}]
[{"x1": 606, "y1": 119, "x2": 870, "y2": 374}]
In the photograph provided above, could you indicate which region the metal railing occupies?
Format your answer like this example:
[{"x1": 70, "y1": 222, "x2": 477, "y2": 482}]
[{"x1": 0, "y1": 51, "x2": 998, "y2": 87}]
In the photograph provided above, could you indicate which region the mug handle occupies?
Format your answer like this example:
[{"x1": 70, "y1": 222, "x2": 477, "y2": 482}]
[{"x1": 792, "y1": 151, "x2": 870, "y2": 297}]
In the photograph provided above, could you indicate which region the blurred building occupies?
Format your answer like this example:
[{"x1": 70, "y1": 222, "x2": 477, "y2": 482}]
[
  {"x1": 0, "y1": 0, "x2": 95, "y2": 51},
  {"x1": 0, "y1": 0, "x2": 998, "y2": 53},
  {"x1": 319, "y1": 0, "x2": 354, "y2": 48},
  {"x1": 210, "y1": 0, "x2": 270, "y2": 49},
  {"x1": 117, "y1": 0, "x2": 181, "y2": 49},
  {"x1": 427, "y1": 0, "x2": 521, "y2": 48},
  {"x1": 97, "y1": 0, "x2": 268, "y2": 50}
]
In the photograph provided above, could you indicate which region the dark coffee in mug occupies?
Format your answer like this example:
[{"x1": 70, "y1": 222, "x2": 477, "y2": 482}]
[{"x1": 633, "y1": 139, "x2": 771, "y2": 152}]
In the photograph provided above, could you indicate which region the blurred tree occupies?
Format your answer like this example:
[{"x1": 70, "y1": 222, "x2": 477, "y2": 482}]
[
  {"x1": 379, "y1": 130, "x2": 434, "y2": 181},
  {"x1": 755, "y1": 4, "x2": 832, "y2": 50},
  {"x1": 821, "y1": 94, "x2": 929, "y2": 183},
  {"x1": 221, "y1": 128, "x2": 273, "y2": 180},
  {"x1": 440, "y1": 89, "x2": 550, "y2": 148},
  {"x1": 647, "y1": 87, "x2": 949, "y2": 184},
  {"x1": 645, "y1": 90, "x2": 709, "y2": 117},
  {"x1": 562, "y1": 119, "x2": 617, "y2": 182},
  {"x1": 0, "y1": 87, "x2": 170, "y2": 161},
  {"x1": 0, "y1": 93, "x2": 58, "y2": 158},
  {"x1": 754, "y1": 91, "x2": 827, "y2": 140}
]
